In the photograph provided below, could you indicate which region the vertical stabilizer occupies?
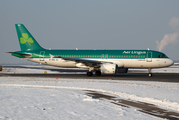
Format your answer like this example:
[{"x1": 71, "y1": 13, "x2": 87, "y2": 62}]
[{"x1": 15, "y1": 24, "x2": 45, "y2": 51}]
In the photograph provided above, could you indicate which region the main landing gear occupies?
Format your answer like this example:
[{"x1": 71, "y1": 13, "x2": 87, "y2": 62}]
[
  {"x1": 148, "y1": 68, "x2": 152, "y2": 77},
  {"x1": 95, "y1": 71, "x2": 101, "y2": 76},
  {"x1": 87, "y1": 71, "x2": 93, "y2": 76},
  {"x1": 87, "y1": 71, "x2": 101, "y2": 76}
]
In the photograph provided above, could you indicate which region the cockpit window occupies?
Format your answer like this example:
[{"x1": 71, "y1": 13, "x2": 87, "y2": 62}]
[{"x1": 158, "y1": 54, "x2": 167, "y2": 58}]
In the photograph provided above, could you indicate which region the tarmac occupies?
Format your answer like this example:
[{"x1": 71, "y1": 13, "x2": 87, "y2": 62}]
[{"x1": 0, "y1": 73, "x2": 179, "y2": 82}]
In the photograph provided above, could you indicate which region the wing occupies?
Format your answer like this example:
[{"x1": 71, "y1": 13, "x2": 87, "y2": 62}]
[{"x1": 57, "y1": 56, "x2": 112, "y2": 67}]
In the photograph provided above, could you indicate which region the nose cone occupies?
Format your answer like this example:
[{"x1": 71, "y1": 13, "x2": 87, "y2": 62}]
[{"x1": 167, "y1": 59, "x2": 174, "y2": 66}]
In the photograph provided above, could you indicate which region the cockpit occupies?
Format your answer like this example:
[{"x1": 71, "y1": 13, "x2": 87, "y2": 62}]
[{"x1": 158, "y1": 54, "x2": 168, "y2": 58}]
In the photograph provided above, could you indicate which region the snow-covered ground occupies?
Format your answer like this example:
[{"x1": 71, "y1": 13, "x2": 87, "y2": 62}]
[
  {"x1": 1, "y1": 65, "x2": 87, "y2": 74},
  {"x1": 0, "y1": 66, "x2": 179, "y2": 119}
]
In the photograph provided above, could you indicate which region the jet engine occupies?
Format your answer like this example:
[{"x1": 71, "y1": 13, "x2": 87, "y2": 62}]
[{"x1": 100, "y1": 63, "x2": 117, "y2": 74}]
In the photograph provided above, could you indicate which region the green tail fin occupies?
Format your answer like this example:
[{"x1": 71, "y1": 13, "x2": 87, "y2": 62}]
[{"x1": 15, "y1": 24, "x2": 45, "y2": 51}]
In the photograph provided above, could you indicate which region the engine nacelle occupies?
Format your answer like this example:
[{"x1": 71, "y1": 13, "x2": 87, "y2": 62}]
[
  {"x1": 100, "y1": 63, "x2": 117, "y2": 74},
  {"x1": 117, "y1": 68, "x2": 128, "y2": 73}
]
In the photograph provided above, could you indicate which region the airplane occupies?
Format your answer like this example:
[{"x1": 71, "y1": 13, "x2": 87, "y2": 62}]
[{"x1": 8, "y1": 24, "x2": 174, "y2": 77}]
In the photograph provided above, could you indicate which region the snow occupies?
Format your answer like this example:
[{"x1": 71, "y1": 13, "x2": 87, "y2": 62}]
[
  {"x1": 0, "y1": 78, "x2": 163, "y2": 120},
  {"x1": 1, "y1": 65, "x2": 87, "y2": 74},
  {"x1": 0, "y1": 66, "x2": 179, "y2": 119}
]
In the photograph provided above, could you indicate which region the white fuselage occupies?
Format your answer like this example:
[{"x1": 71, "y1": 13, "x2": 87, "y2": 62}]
[{"x1": 24, "y1": 58, "x2": 174, "y2": 69}]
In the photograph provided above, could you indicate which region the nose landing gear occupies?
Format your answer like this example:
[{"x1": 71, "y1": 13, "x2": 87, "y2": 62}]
[
  {"x1": 148, "y1": 73, "x2": 152, "y2": 77},
  {"x1": 148, "y1": 68, "x2": 152, "y2": 77}
]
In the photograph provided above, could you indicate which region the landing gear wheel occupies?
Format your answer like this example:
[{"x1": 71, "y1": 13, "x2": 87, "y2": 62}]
[
  {"x1": 148, "y1": 68, "x2": 152, "y2": 77},
  {"x1": 95, "y1": 71, "x2": 101, "y2": 76},
  {"x1": 87, "y1": 72, "x2": 93, "y2": 76},
  {"x1": 148, "y1": 73, "x2": 152, "y2": 77}
]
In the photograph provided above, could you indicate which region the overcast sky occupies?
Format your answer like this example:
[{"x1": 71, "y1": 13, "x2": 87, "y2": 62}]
[{"x1": 0, "y1": 0, "x2": 179, "y2": 64}]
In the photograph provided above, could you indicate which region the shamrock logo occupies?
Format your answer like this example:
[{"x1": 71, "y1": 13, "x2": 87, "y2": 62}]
[{"x1": 20, "y1": 33, "x2": 34, "y2": 46}]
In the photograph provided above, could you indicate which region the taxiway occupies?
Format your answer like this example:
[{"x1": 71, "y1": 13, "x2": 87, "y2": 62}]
[{"x1": 0, "y1": 73, "x2": 179, "y2": 82}]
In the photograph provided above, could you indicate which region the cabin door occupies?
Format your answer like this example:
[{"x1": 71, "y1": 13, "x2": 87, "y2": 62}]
[
  {"x1": 146, "y1": 52, "x2": 152, "y2": 62},
  {"x1": 39, "y1": 51, "x2": 45, "y2": 61}
]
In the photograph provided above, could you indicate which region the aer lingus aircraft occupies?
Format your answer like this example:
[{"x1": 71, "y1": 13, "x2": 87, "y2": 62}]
[{"x1": 8, "y1": 24, "x2": 174, "y2": 76}]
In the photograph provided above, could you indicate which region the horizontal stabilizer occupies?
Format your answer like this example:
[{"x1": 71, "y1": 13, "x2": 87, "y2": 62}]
[{"x1": 7, "y1": 52, "x2": 32, "y2": 58}]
